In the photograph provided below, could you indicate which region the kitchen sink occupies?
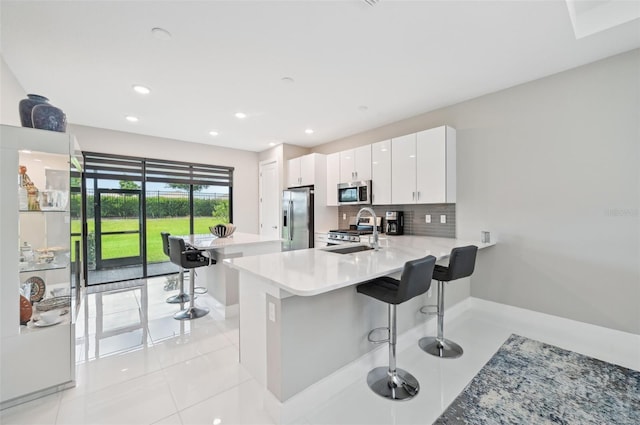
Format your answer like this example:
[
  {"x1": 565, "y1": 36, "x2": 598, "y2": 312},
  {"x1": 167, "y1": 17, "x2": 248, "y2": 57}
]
[{"x1": 325, "y1": 245, "x2": 375, "y2": 254}]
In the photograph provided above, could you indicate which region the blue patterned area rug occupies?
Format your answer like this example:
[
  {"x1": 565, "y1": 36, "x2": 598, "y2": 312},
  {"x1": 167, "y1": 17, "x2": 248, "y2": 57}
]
[{"x1": 434, "y1": 334, "x2": 640, "y2": 424}]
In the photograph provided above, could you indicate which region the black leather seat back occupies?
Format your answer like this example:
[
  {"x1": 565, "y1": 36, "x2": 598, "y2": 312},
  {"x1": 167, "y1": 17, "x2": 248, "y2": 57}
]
[
  {"x1": 161, "y1": 232, "x2": 171, "y2": 257},
  {"x1": 396, "y1": 255, "x2": 436, "y2": 303},
  {"x1": 434, "y1": 245, "x2": 478, "y2": 282},
  {"x1": 168, "y1": 236, "x2": 210, "y2": 269}
]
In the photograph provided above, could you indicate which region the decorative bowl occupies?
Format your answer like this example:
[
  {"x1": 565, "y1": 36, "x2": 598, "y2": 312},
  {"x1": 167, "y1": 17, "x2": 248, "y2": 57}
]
[{"x1": 210, "y1": 223, "x2": 236, "y2": 238}]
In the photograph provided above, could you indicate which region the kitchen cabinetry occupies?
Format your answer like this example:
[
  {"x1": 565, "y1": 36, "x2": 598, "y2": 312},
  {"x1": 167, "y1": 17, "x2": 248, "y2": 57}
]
[
  {"x1": 339, "y1": 145, "x2": 371, "y2": 182},
  {"x1": 326, "y1": 152, "x2": 340, "y2": 206},
  {"x1": 288, "y1": 153, "x2": 317, "y2": 187},
  {"x1": 391, "y1": 133, "x2": 417, "y2": 204},
  {"x1": 371, "y1": 139, "x2": 391, "y2": 205},
  {"x1": 1, "y1": 125, "x2": 81, "y2": 408},
  {"x1": 391, "y1": 126, "x2": 456, "y2": 204},
  {"x1": 416, "y1": 126, "x2": 456, "y2": 204},
  {"x1": 285, "y1": 153, "x2": 336, "y2": 235}
]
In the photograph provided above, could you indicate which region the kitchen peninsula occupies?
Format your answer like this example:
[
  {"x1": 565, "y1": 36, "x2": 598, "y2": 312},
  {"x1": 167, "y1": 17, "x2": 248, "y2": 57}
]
[
  {"x1": 185, "y1": 232, "x2": 281, "y2": 317},
  {"x1": 225, "y1": 235, "x2": 494, "y2": 402}
]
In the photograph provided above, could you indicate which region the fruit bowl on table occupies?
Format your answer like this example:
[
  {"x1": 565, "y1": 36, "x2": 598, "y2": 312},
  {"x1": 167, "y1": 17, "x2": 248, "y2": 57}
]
[{"x1": 209, "y1": 223, "x2": 236, "y2": 238}]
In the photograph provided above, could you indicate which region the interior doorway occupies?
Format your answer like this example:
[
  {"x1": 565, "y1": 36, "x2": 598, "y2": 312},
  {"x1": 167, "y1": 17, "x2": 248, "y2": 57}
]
[{"x1": 259, "y1": 160, "x2": 280, "y2": 239}]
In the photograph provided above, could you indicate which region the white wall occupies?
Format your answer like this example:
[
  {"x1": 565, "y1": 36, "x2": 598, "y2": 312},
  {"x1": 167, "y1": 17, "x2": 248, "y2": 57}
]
[
  {"x1": 1, "y1": 56, "x2": 26, "y2": 125},
  {"x1": 70, "y1": 124, "x2": 260, "y2": 234},
  {"x1": 313, "y1": 49, "x2": 640, "y2": 335}
]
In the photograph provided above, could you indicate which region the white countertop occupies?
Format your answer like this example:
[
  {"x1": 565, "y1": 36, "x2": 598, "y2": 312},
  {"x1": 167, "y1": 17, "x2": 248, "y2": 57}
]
[
  {"x1": 185, "y1": 232, "x2": 281, "y2": 250},
  {"x1": 225, "y1": 235, "x2": 494, "y2": 296}
]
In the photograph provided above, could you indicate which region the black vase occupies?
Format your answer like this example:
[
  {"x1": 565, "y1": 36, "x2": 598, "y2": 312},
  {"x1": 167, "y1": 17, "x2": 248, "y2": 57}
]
[{"x1": 19, "y1": 94, "x2": 67, "y2": 132}]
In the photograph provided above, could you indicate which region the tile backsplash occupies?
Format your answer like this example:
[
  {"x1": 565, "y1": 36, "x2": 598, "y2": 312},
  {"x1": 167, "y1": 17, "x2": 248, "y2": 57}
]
[{"x1": 337, "y1": 204, "x2": 456, "y2": 238}]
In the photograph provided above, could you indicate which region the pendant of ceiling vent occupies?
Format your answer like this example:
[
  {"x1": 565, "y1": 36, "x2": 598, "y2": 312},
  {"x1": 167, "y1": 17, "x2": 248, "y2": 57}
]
[{"x1": 363, "y1": 0, "x2": 379, "y2": 6}]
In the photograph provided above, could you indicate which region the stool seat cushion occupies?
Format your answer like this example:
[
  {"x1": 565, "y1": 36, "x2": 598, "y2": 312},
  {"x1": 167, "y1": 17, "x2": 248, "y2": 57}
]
[
  {"x1": 356, "y1": 255, "x2": 436, "y2": 305},
  {"x1": 357, "y1": 276, "x2": 401, "y2": 304},
  {"x1": 432, "y1": 265, "x2": 450, "y2": 281}
]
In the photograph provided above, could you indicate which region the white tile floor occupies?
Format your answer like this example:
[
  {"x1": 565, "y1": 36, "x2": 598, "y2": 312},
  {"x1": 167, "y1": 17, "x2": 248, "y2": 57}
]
[{"x1": 2, "y1": 276, "x2": 639, "y2": 425}]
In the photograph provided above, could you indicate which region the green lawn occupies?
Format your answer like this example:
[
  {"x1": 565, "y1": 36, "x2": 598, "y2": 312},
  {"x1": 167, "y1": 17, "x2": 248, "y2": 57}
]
[{"x1": 72, "y1": 217, "x2": 227, "y2": 263}]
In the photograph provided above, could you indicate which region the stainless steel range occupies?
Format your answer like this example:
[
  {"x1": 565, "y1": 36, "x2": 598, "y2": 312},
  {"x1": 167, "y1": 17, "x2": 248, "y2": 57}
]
[{"x1": 327, "y1": 216, "x2": 382, "y2": 245}]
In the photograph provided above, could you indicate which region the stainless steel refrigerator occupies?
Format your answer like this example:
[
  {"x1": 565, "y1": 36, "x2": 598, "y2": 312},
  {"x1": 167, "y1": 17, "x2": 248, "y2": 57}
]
[{"x1": 282, "y1": 187, "x2": 314, "y2": 251}]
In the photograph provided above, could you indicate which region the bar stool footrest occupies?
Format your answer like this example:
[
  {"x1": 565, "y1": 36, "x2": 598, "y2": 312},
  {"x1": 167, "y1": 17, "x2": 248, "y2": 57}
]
[
  {"x1": 419, "y1": 304, "x2": 438, "y2": 315},
  {"x1": 367, "y1": 327, "x2": 390, "y2": 344}
]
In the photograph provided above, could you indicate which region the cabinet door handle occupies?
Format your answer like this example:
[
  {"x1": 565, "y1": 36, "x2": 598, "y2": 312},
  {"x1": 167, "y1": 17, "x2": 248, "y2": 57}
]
[
  {"x1": 412, "y1": 191, "x2": 415, "y2": 200},
  {"x1": 417, "y1": 191, "x2": 420, "y2": 200}
]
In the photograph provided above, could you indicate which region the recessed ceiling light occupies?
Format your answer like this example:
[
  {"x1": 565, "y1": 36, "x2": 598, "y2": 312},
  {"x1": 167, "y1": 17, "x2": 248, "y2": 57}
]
[
  {"x1": 209, "y1": 130, "x2": 219, "y2": 136},
  {"x1": 235, "y1": 112, "x2": 247, "y2": 119},
  {"x1": 151, "y1": 27, "x2": 172, "y2": 40},
  {"x1": 125, "y1": 115, "x2": 139, "y2": 122},
  {"x1": 269, "y1": 142, "x2": 276, "y2": 147},
  {"x1": 132, "y1": 85, "x2": 151, "y2": 95},
  {"x1": 281, "y1": 77, "x2": 295, "y2": 83},
  {"x1": 305, "y1": 129, "x2": 314, "y2": 134}
]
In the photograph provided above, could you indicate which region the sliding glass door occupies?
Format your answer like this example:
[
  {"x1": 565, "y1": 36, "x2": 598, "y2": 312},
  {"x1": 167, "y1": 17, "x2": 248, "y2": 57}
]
[{"x1": 82, "y1": 152, "x2": 233, "y2": 286}]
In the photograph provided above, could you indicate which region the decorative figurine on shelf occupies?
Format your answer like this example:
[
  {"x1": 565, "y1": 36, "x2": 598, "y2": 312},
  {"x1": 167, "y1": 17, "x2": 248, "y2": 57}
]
[{"x1": 18, "y1": 165, "x2": 40, "y2": 211}]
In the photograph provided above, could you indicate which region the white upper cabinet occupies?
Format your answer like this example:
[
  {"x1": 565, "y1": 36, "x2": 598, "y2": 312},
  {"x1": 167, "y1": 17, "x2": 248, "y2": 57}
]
[
  {"x1": 391, "y1": 133, "x2": 417, "y2": 204},
  {"x1": 287, "y1": 157, "x2": 302, "y2": 188},
  {"x1": 371, "y1": 139, "x2": 391, "y2": 205},
  {"x1": 326, "y1": 152, "x2": 340, "y2": 206},
  {"x1": 416, "y1": 126, "x2": 456, "y2": 203},
  {"x1": 339, "y1": 145, "x2": 371, "y2": 182},
  {"x1": 391, "y1": 126, "x2": 456, "y2": 204},
  {"x1": 287, "y1": 153, "x2": 318, "y2": 187},
  {"x1": 299, "y1": 154, "x2": 316, "y2": 186}
]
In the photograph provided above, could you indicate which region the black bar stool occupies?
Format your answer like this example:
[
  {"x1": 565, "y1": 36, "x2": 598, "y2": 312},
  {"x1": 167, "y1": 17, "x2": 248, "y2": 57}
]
[
  {"x1": 168, "y1": 236, "x2": 215, "y2": 320},
  {"x1": 356, "y1": 255, "x2": 436, "y2": 401},
  {"x1": 161, "y1": 232, "x2": 190, "y2": 304},
  {"x1": 418, "y1": 245, "x2": 478, "y2": 358}
]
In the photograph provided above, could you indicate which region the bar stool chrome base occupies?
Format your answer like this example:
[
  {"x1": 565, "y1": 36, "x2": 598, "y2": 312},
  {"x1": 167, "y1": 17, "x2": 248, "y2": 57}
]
[
  {"x1": 367, "y1": 367, "x2": 419, "y2": 401},
  {"x1": 166, "y1": 293, "x2": 190, "y2": 304},
  {"x1": 418, "y1": 336, "x2": 463, "y2": 359},
  {"x1": 174, "y1": 306, "x2": 210, "y2": 321}
]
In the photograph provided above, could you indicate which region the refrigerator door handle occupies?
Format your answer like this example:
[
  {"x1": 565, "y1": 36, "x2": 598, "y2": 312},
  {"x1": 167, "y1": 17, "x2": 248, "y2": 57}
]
[{"x1": 288, "y1": 200, "x2": 294, "y2": 241}]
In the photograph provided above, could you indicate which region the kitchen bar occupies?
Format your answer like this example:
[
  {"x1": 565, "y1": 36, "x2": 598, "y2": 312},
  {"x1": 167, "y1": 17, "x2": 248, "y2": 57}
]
[
  {"x1": 225, "y1": 236, "x2": 495, "y2": 402},
  {"x1": 184, "y1": 232, "x2": 282, "y2": 317}
]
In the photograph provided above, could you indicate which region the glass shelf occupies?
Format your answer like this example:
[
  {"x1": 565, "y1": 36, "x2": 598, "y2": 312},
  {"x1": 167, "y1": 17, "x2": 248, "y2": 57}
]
[
  {"x1": 19, "y1": 262, "x2": 69, "y2": 273},
  {"x1": 19, "y1": 209, "x2": 68, "y2": 213}
]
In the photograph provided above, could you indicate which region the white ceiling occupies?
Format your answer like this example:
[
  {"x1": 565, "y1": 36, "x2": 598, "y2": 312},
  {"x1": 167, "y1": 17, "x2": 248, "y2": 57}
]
[{"x1": 1, "y1": 1, "x2": 639, "y2": 152}]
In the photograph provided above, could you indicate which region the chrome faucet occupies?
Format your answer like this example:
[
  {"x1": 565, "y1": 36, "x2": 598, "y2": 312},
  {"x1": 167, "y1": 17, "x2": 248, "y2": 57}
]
[{"x1": 356, "y1": 207, "x2": 379, "y2": 250}]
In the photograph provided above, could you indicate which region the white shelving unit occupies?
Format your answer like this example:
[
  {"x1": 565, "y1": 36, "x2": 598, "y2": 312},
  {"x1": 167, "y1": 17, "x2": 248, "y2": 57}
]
[{"x1": 1, "y1": 125, "x2": 80, "y2": 409}]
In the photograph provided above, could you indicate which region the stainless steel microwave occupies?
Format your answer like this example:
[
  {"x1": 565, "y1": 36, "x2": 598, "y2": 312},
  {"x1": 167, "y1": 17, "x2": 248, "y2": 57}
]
[{"x1": 337, "y1": 180, "x2": 371, "y2": 205}]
